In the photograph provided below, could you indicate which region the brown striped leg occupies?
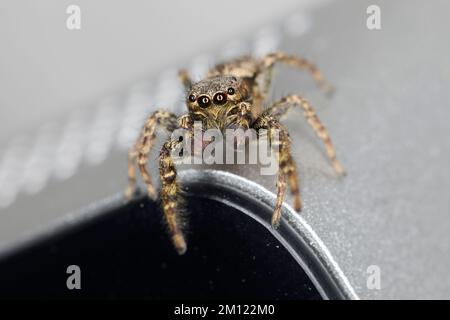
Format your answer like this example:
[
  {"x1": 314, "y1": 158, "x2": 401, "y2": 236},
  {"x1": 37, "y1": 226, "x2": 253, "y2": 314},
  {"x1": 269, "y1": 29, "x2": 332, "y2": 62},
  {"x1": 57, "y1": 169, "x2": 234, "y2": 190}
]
[
  {"x1": 178, "y1": 69, "x2": 193, "y2": 91},
  {"x1": 254, "y1": 115, "x2": 297, "y2": 227},
  {"x1": 260, "y1": 51, "x2": 334, "y2": 96},
  {"x1": 224, "y1": 101, "x2": 253, "y2": 130},
  {"x1": 159, "y1": 140, "x2": 187, "y2": 255},
  {"x1": 253, "y1": 64, "x2": 273, "y2": 114},
  {"x1": 272, "y1": 171, "x2": 286, "y2": 228},
  {"x1": 285, "y1": 154, "x2": 302, "y2": 212},
  {"x1": 266, "y1": 94, "x2": 345, "y2": 176},
  {"x1": 126, "y1": 110, "x2": 178, "y2": 201},
  {"x1": 125, "y1": 148, "x2": 139, "y2": 199}
]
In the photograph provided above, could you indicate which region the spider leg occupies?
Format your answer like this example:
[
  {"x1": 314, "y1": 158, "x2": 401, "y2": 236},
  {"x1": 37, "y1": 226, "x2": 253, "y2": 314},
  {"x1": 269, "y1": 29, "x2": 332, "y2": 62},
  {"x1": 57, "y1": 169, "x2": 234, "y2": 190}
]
[
  {"x1": 259, "y1": 51, "x2": 334, "y2": 98},
  {"x1": 159, "y1": 139, "x2": 187, "y2": 255},
  {"x1": 273, "y1": 170, "x2": 287, "y2": 228},
  {"x1": 126, "y1": 110, "x2": 178, "y2": 200},
  {"x1": 178, "y1": 69, "x2": 193, "y2": 91},
  {"x1": 254, "y1": 115, "x2": 299, "y2": 227},
  {"x1": 250, "y1": 84, "x2": 265, "y2": 118},
  {"x1": 125, "y1": 148, "x2": 139, "y2": 199},
  {"x1": 266, "y1": 94, "x2": 345, "y2": 175},
  {"x1": 284, "y1": 154, "x2": 302, "y2": 212},
  {"x1": 224, "y1": 101, "x2": 253, "y2": 130}
]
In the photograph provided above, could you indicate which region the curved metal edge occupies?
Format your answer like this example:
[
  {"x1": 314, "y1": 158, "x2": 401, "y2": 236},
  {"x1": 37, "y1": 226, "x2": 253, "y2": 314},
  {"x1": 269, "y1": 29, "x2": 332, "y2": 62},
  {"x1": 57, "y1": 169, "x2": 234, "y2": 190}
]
[
  {"x1": 179, "y1": 169, "x2": 359, "y2": 300},
  {"x1": 0, "y1": 168, "x2": 359, "y2": 300}
]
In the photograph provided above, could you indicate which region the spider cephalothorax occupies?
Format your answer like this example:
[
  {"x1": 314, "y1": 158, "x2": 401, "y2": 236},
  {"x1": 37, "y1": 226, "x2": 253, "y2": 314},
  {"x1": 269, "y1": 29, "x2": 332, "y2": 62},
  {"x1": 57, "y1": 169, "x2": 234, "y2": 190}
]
[
  {"x1": 185, "y1": 75, "x2": 251, "y2": 131},
  {"x1": 126, "y1": 51, "x2": 344, "y2": 254}
]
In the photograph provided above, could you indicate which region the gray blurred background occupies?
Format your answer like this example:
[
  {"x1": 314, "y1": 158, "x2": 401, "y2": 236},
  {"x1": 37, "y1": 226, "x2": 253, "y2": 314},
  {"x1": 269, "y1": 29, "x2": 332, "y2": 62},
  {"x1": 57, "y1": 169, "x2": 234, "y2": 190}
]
[
  {"x1": 0, "y1": 0, "x2": 306, "y2": 141},
  {"x1": 1, "y1": 0, "x2": 450, "y2": 299}
]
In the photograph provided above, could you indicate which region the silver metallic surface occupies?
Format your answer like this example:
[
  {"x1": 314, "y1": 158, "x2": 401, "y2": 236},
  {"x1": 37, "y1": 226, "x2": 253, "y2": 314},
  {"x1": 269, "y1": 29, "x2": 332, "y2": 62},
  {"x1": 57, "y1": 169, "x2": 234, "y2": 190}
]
[
  {"x1": 0, "y1": 169, "x2": 358, "y2": 299},
  {"x1": 1, "y1": 0, "x2": 450, "y2": 299},
  {"x1": 180, "y1": 169, "x2": 359, "y2": 300}
]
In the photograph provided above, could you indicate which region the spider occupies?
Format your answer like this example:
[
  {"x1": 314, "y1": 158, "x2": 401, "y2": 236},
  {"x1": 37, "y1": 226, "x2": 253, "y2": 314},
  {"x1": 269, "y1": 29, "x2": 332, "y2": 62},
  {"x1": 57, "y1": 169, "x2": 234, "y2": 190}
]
[{"x1": 125, "y1": 51, "x2": 345, "y2": 255}]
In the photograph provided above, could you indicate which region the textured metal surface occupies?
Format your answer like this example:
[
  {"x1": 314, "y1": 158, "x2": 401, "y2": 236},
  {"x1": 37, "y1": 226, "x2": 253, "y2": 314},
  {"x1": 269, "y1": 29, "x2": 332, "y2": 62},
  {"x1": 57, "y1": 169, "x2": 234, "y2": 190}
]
[
  {"x1": 1, "y1": 0, "x2": 450, "y2": 299},
  {"x1": 180, "y1": 169, "x2": 358, "y2": 300},
  {"x1": 0, "y1": 170, "x2": 357, "y2": 299}
]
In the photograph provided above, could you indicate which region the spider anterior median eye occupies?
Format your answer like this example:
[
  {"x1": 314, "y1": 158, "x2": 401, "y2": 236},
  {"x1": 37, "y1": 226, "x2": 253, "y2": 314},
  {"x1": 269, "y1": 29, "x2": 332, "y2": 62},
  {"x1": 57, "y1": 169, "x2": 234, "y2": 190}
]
[
  {"x1": 213, "y1": 92, "x2": 227, "y2": 105},
  {"x1": 198, "y1": 96, "x2": 211, "y2": 108},
  {"x1": 188, "y1": 94, "x2": 196, "y2": 102},
  {"x1": 227, "y1": 87, "x2": 235, "y2": 95}
]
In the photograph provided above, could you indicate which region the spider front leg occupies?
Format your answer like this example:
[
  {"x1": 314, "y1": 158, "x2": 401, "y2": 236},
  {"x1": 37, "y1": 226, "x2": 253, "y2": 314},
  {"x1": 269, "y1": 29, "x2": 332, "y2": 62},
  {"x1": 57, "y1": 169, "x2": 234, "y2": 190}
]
[
  {"x1": 266, "y1": 94, "x2": 345, "y2": 176},
  {"x1": 258, "y1": 51, "x2": 334, "y2": 100},
  {"x1": 224, "y1": 101, "x2": 253, "y2": 130},
  {"x1": 178, "y1": 69, "x2": 193, "y2": 92},
  {"x1": 254, "y1": 115, "x2": 299, "y2": 228},
  {"x1": 159, "y1": 139, "x2": 187, "y2": 255},
  {"x1": 126, "y1": 110, "x2": 178, "y2": 200},
  {"x1": 282, "y1": 153, "x2": 302, "y2": 212}
]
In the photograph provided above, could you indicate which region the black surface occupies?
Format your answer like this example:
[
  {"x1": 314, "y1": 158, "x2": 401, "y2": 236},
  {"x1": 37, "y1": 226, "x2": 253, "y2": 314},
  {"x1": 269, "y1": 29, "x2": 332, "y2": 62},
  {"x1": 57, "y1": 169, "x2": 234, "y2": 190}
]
[{"x1": 0, "y1": 196, "x2": 321, "y2": 299}]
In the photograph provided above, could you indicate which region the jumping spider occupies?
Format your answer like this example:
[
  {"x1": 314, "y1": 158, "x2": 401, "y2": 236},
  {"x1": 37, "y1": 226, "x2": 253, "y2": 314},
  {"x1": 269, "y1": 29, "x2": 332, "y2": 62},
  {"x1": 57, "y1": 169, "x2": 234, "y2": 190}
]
[{"x1": 126, "y1": 51, "x2": 345, "y2": 254}]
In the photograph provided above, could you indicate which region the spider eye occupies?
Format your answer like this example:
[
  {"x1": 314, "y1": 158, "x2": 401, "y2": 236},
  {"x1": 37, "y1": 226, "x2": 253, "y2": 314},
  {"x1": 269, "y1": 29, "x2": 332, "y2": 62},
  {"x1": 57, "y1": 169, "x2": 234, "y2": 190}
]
[
  {"x1": 188, "y1": 94, "x2": 196, "y2": 102},
  {"x1": 198, "y1": 95, "x2": 211, "y2": 108},
  {"x1": 213, "y1": 92, "x2": 227, "y2": 105},
  {"x1": 227, "y1": 87, "x2": 235, "y2": 95}
]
